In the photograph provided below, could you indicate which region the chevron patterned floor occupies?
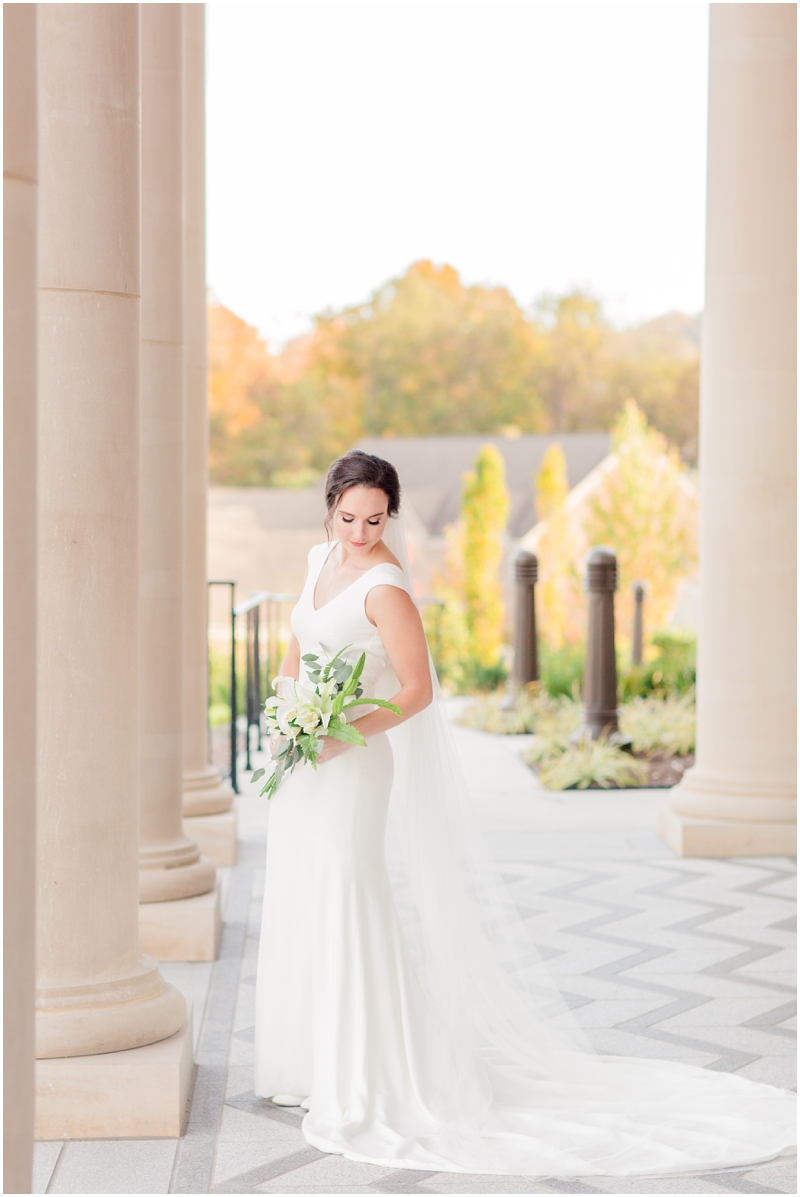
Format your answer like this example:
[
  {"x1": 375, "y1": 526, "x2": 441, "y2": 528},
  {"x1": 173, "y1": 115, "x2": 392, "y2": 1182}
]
[
  {"x1": 34, "y1": 722, "x2": 796, "y2": 1195},
  {"x1": 206, "y1": 847, "x2": 795, "y2": 1197}
]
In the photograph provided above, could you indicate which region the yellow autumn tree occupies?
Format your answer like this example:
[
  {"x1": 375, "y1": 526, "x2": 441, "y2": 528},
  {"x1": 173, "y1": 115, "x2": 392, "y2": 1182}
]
[
  {"x1": 583, "y1": 399, "x2": 697, "y2": 643},
  {"x1": 534, "y1": 444, "x2": 584, "y2": 650},
  {"x1": 462, "y1": 445, "x2": 510, "y2": 670},
  {"x1": 426, "y1": 519, "x2": 470, "y2": 691}
]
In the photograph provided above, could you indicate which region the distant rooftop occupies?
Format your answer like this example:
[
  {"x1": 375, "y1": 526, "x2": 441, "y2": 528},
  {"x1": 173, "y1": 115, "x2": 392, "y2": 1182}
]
[{"x1": 355, "y1": 434, "x2": 611, "y2": 537}]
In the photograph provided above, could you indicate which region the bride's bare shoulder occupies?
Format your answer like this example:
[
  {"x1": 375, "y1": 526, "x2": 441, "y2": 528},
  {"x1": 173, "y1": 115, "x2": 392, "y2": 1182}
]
[{"x1": 376, "y1": 545, "x2": 402, "y2": 570}]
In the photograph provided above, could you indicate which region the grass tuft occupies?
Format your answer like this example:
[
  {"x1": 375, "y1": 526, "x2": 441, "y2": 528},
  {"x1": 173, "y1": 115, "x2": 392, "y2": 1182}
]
[
  {"x1": 619, "y1": 691, "x2": 696, "y2": 757},
  {"x1": 536, "y1": 734, "x2": 650, "y2": 791}
]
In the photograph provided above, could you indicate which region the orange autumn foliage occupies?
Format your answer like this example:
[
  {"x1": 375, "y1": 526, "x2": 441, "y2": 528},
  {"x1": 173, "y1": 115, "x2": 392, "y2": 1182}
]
[
  {"x1": 207, "y1": 303, "x2": 266, "y2": 437},
  {"x1": 208, "y1": 262, "x2": 701, "y2": 485}
]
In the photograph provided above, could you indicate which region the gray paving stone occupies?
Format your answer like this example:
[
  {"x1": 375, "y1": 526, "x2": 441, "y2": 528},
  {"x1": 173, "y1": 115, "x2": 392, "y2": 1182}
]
[
  {"x1": 733, "y1": 1055, "x2": 797, "y2": 1088},
  {"x1": 579, "y1": 1178, "x2": 738, "y2": 1194},
  {"x1": 48, "y1": 1139, "x2": 177, "y2": 1194},
  {"x1": 233, "y1": 980, "x2": 257, "y2": 1034},
  {"x1": 228, "y1": 1032, "x2": 256, "y2": 1066},
  {"x1": 217, "y1": 1103, "x2": 305, "y2": 1145},
  {"x1": 212, "y1": 1128, "x2": 309, "y2": 1186},
  {"x1": 212, "y1": 1144, "x2": 326, "y2": 1193},
  {"x1": 226, "y1": 1064, "x2": 256, "y2": 1097},
  {"x1": 571, "y1": 998, "x2": 677, "y2": 1028},
  {"x1": 653, "y1": 996, "x2": 793, "y2": 1027},
  {"x1": 257, "y1": 1188, "x2": 386, "y2": 1194},
  {"x1": 171, "y1": 842, "x2": 259, "y2": 1195},
  {"x1": 738, "y1": 1159, "x2": 797, "y2": 1189},
  {"x1": 160, "y1": 961, "x2": 214, "y2": 1051},
  {"x1": 274, "y1": 1153, "x2": 398, "y2": 1186},
  {"x1": 419, "y1": 1174, "x2": 546, "y2": 1193},
  {"x1": 32, "y1": 1141, "x2": 63, "y2": 1194},
  {"x1": 677, "y1": 1026, "x2": 795, "y2": 1056}
]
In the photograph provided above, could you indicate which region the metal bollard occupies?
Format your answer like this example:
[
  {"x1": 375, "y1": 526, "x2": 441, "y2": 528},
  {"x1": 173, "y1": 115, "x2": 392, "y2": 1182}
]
[
  {"x1": 513, "y1": 551, "x2": 539, "y2": 687},
  {"x1": 631, "y1": 581, "x2": 645, "y2": 667},
  {"x1": 580, "y1": 546, "x2": 626, "y2": 742}
]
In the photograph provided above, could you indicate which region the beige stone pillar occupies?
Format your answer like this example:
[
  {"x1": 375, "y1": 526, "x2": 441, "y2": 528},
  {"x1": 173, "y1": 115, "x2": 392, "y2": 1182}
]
[
  {"x1": 4, "y1": 7, "x2": 37, "y2": 1190},
  {"x1": 36, "y1": 3, "x2": 186, "y2": 1067},
  {"x1": 139, "y1": 4, "x2": 217, "y2": 937},
  {"x1": 659, "y1": 4, "x2": 796, "y2": 857},
  {"x1": 182, "y1": 4, "x2": 236, "y2": 861}
]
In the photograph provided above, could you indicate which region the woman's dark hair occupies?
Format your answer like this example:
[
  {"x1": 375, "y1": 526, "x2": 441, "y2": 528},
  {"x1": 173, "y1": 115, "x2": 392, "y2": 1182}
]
[{"x1": 324, "y1": 450, "x2": 401, "y2": 532}]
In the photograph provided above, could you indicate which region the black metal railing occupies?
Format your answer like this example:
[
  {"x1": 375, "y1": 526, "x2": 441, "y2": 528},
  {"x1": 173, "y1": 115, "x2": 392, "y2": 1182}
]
[
  {"x1": 234, "y1": 590, "x2": 299, "y2": 775},
  {"x1": 206, "y1": 584, "x2": 298, "y2": 793}
]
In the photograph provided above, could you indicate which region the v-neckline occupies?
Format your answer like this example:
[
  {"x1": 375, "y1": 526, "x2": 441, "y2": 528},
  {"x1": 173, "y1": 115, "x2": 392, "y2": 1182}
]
[{"x1": 311, "y1": 542, "x2": 387, "y2": 613}]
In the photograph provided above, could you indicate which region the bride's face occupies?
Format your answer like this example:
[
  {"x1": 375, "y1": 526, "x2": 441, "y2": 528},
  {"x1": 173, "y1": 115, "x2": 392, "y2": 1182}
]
[{"x1": 334, "y1": 486, "x2": 389, "y2": 557}]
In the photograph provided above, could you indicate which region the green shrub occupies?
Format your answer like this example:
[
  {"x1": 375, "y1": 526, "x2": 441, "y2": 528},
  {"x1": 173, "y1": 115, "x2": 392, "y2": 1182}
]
[
  {"x1": 208, "y1": 640, "x2": 247, "y2": 718},
  {"x1": 619, "y1": 630, "x2": 696, "y2": 700},
  {"x1": 533, "y1": 630, "x2": 695, "y2": 703},
  {"x1": 462, "y1": 658, "x2": 508, "y2": 693},
  {"x1": 208, "y1": 701, "x2": 232, "y2": 728},
  {"x1": 535, "y1": 734, "x2": 649, "y2": 790},
  {"x1": 619, "y1": 690, "x2": 695, "y2": 756},
  {"x1": 539, "y1": 642, "x2": 584, "y2": 700},
  {"x1": 209, "y1": 643, "x2": 235, "y2": 710}
]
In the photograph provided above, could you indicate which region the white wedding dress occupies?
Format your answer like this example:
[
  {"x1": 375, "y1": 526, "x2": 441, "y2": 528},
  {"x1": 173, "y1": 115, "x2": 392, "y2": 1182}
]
[{"x1": 254, "y1": 539, "x2": 795, "y2": 1177}]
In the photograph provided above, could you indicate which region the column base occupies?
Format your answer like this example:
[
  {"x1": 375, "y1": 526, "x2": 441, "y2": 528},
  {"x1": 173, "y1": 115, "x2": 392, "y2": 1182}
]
[
  {"x1": 36, "y1": 978, "x2": 186, "y2": 1060},
  {"x1": 657, "y1": 802, "x2": 797, "y2": 858},
  {"x1": 139, "y1": 853, "x2": 216, "y2": 903},
  {"x1": 139, "y1": 880, "x2": 222, "y2": 962},
  {"x1": 36, "y1": 1006, "x2": 194, "y2": 1140},
  {"x1": 183, "y1": 764, "x2": 234, "y2": 816},
  {"x1": 183, "y1": 809, "x2": 237, "y2": 866}
]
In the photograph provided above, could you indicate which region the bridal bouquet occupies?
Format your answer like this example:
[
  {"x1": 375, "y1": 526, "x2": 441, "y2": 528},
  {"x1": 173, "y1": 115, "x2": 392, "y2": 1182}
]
[{"x1": 251, "y1": 646, "x2": 401, "y2": 799}]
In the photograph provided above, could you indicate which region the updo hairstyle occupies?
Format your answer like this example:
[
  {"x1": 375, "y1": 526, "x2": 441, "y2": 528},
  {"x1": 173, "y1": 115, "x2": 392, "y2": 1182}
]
[{"x1": 324, "y1": 450, "x2": 401, "y2": 534}]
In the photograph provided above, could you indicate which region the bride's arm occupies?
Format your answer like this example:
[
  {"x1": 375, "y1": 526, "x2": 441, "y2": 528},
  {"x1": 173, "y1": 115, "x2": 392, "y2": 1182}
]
[
  {"x1": 317, "y1": 585, "x2": 432, "y2": 764},
  {"x1": 276, "y1": 633, "x2": 301, "y2": 682}
]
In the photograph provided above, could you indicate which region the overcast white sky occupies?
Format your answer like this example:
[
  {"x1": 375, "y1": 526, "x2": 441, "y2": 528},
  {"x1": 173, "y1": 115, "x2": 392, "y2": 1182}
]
[{"x1": 206, "y1": 1, "x2": 709, "y2": 349}]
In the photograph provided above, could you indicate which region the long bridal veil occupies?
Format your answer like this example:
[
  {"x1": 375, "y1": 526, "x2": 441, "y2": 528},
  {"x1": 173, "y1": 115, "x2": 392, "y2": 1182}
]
[
  {"x1": 381, "y1": 514, "x2": 594, "y2": 1098},
  {"x1": 379, "y1": 511, "x2": 795, "y2": 1174}
]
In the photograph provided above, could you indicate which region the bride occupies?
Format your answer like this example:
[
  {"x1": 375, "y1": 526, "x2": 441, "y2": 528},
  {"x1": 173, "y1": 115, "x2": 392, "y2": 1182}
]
[{"x1": 254, "y1": 449, "x2": 795, "y2": 1177}]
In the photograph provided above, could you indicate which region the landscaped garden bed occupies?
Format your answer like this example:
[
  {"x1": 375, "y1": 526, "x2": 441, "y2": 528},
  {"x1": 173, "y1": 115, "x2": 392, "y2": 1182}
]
[{"x1": 458, "y1": 688, "x2": 695, "y2": 790}]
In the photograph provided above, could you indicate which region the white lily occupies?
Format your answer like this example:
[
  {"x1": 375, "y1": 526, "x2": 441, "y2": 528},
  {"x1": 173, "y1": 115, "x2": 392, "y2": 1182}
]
[
  {"x1": 294, "y1": 678, "x2": 337, "y2": 731},
  {"x1": 271, "y1": 675, "x2": 295, "y2": 700},
  {"x1": 263, "y1": 685, "x2": 301, "y2": 737}
]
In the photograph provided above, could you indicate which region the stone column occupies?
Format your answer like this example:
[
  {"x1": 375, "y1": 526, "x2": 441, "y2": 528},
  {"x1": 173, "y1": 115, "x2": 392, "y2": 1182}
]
[
  {"x1": 4, "y1": 6, "x2": 37, "y2": 1189},
  {"x1": 139, "y1": 4, "x2": 217, "y2": 951},
  {"x1": 659, "y1": 4, "x2": 796, "y2": 857},
  {"x1": 181, "y1": 4, "x2": 236, "y2": 864},
  {"x1": 36, "y1": 0, "x2": 187, "y2": 1085}
]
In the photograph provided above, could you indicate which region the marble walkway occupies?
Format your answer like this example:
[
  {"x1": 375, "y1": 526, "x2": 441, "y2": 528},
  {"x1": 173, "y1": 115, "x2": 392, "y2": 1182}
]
[{"x1": 34, "y1": 719, "x2": 796, "y2": 1195}]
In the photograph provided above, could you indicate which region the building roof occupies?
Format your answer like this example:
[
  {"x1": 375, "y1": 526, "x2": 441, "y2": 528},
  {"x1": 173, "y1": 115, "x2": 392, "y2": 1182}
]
[{"x1": 355, "y1": 433, "x2": 611, "y2": 537}]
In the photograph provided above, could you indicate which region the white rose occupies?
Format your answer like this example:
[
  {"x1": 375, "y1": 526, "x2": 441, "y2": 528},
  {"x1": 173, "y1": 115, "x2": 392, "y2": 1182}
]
[{"x1": 294, "y1": 702, "x2": 322, "y2": 734}]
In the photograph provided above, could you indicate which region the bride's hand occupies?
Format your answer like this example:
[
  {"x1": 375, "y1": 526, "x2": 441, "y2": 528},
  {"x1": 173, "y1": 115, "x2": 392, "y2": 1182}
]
[{"x1": 316, "y1": 736, "x2": 352, "y2": 766}]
